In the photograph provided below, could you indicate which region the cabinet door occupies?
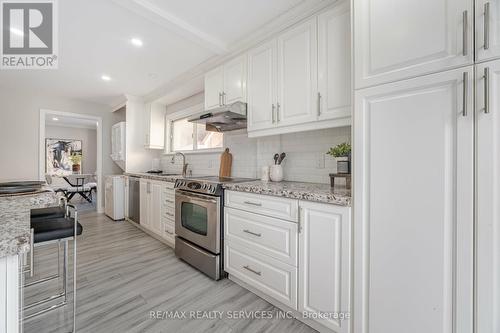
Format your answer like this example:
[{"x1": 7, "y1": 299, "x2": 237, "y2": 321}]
[
  {"x1": 223, "y1": 55, "x2": 247, "y2": 105},
  {"x1": 124, "y1": 177, "x2": 129, "y2": 219},
  {"x1": 354, "y1": 0, "x2": 473, "y2": 88},
  {"x1": 139, "y1": 180, "x2": 149, "y2": 229},
  {"x1": 298, "y1": 201, "x2": 351, "y2": 333},
  {"x1": 354, "y1": 67, "x2": 474, "y2": 333},
  {"x1": 149, "y1": 181, "x2": 163, "y2": 235},
  {"x1": 476, "y1": 59, "x2": 500, "y2": 333},
  {"x1": 205, "y1": 66, "x2": 224, "y2": 110},
  {"x1": 247, "y1": 40, "x2": 277, "y2": 132},
  {"x1": 277, "y1": 18, "x2": 318, "y2": 126},
  {"x1": 318, "y1": 1, "x2": 351, "y2": 122},
  {"x1": 476, "y1": 0, "x2": 500, "y2": 62}
]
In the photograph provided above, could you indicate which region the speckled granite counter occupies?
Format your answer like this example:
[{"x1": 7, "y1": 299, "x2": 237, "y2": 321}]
[
  {"x1": 124, "y1": 172, "x2": 183, "y2": 183},
  {"x1": 0, "y1": 188, "x2": 58, "y2": 258},
  {"x1": 224, "y1": 180, "x2": 351, "y2": 206}
]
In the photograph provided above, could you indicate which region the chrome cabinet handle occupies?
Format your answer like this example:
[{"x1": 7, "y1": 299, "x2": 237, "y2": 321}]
[
  {"x1": 165, "y1": 200, "x2": 174, "y2": 204},
  {"x1": 243, "y1": 265, "x2": 261, "y2": 276},
  {"x1": 485, "y1": 2, "x2": 490, "y2": 50},
  {"x1": 166, "y1": 230, "x2": 174, "y2": 235},
  {"x1": 462, "y1": 71, "x2": 468, "y2": 117},
  {"x1": 243, "y1": 229, "x2": 262, "y2": 237},
  {"x1": 484, "y1": 67, "x2": 490, "y2": 114},
  {"x1": 276, "y1": 103, "x2": 281, "y2": 122},
  {"x1": 165, "y1": 212, "x2": 174, "y2": 217},
  {"x1": 317, "y1": 92, "x2": 322, "y2": 116},
  {"x1": 272, "y1": 104, "x2": 276, "y2": 123},
  {"x1": 463, "y1": 10, "x2": 468, "y2": 56},
  {"x1": 243, "y1": 201, "x2": 262, "y2": 207}
]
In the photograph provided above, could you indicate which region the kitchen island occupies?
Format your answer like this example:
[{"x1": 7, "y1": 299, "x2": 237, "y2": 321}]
[{"x1": 0, "y1": 188, "x2": 58, "y2": 333}]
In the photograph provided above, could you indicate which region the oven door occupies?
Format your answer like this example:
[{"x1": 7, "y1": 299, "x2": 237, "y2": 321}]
[{"x1": 175, "y1": 189, "x2": 221, "y2": 254}]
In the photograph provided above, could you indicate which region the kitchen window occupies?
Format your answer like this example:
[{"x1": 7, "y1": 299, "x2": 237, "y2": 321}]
[{"x1": 170, "y1": 117, "x2": 223, "y2": 152}]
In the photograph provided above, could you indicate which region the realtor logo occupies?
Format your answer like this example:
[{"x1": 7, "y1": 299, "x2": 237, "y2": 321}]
[{"x1": 1, "y1": 0, "x2": 58, "y2": 69}]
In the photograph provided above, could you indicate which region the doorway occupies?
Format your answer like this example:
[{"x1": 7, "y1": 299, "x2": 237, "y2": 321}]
[{"x1": 39, "y1": 109, "x2": 103, "y2": 213}]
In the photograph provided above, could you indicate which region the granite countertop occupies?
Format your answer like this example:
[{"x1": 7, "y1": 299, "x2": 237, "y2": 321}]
[
  {"x1": 124, "y1": 172, "x2": 183, "y2": 183},
  {"x1": 0, "y1": 188, "x2": 58, "y2": 258},
  {"x1": 224, "y1": 180, "x2": 351, "y2": 206}
]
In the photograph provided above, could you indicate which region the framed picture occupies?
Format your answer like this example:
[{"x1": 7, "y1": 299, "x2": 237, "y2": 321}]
[{"x1": 46, "y1": 138, "x2": 83, "y2": 175}]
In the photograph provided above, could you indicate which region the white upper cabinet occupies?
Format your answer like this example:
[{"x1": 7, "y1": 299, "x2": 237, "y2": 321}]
[
  {"x1": 204, "y1": 66, "x2": 225, "y2": 110},
  {"x1": 354, "y1": 0, "x2": 474, "y2": 88},
  {"x1": 246, "y1": 1, "x2": 351, "y2": 137},
  {"x1": 476, "y1": 0, "x2": 500, "y2": 62},
  {"x1": 223, "y1": 55, "x2": 247, "y2": 105},
  {"x1": 318, "y1": 2, "x2": 351, "y2": 122},
  {"x1": 276, "y1": 17, "x2": 318, "y2": 127},
  {"x1": 299, "y1": 201, "x2": 351, "y2": 333},
  {"x1": 476, "y1": 59, "x2": 500, "y2": 333},
  {"x1": 111, "y1": 121, "x2": 126, "y2": 161},
  {"x1": 205, "y1": 56, "x2": 247, "y2": 110},
  {"x1": 354, "y1": 67, "x2": 474, "y2": 333},
  {"x1": 247, "y1": 40, "x2": 277, "y2": 132},
  {"x1": 144, "y1": 102, "x2": 165, "y2": 149}
]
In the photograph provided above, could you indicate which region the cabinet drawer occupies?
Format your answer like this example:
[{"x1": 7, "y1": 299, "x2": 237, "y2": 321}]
[
  {"x1": 225, "y1": 241, "x2": 297, "y2": 309},
  {"x1": 224, "y1": 207, "x2": 297, "y2": 266},
  {"x1": 225, "y1": 191, "x2": 298, "y2": 222}
]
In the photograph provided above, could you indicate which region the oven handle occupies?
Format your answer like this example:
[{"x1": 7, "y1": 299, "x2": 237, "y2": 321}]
[{"x1": 175, "y1": 189, "x2": 218, "y2": 204}]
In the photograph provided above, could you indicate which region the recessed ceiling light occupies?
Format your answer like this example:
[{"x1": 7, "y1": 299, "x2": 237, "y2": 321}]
[
  {"x1": 52, "y1": 117, "x2": 59, "y2": 121},
  {"x1": 131, "y1": 38, "x2": 143, "y2": 47},
  {"x1": 101, "y1": 75, "x2": 111, "y2": 81}
]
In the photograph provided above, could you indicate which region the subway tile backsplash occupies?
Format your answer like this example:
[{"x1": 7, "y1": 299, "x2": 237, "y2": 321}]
[{"x1": 161, "y1": 126, "x2": 351, "y2": 184}]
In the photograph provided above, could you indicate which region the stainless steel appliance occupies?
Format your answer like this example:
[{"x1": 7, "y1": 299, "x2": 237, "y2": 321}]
[
  {"x1": 128, "y1": 176, "x2": 140, "y2": 224},
  {"x1": 187, "y1": 101, "x2": 247, "y2": 132},
  {"x1": 174, "y1": 176, "x2": 253, "y2": 280}
]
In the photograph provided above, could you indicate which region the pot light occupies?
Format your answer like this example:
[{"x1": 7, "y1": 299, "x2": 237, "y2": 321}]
[
  {"x1": 130, "y1": 38, "x2": 143, "y2": 47},
  {"x1": 52, "y1": 117, "x2": 59, "y2": 121},
  {"x1": 101, "y1": 75, "x2": 111, "y2": 81}
]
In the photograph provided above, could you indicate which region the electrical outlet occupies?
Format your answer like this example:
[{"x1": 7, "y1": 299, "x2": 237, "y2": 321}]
[{"x1": 317, "y1": 153, "x2": 325, "y2": 169}]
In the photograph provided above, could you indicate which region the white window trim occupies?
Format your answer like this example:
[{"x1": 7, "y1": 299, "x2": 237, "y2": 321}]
[{"x1": 164, "y1": 102, "x2": 225, "y2": 155}]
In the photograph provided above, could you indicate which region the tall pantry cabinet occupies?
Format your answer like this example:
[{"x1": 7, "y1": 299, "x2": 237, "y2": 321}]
[{"x1": 353, "y1": 0, "x2": 500, "y2": 333}]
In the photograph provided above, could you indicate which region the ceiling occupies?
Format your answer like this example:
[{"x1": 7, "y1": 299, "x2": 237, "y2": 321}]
[
  {"x1": 0, "y1": 0, "x2": 312, "y2": 107},
  {"x1": 45, "y1": 114, "x2": 98, "y2": 129}
]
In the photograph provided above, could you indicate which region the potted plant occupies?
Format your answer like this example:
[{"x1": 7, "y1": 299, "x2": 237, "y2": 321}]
[
  {"x1": 327, "y1": 142, "x2": 351, "y2": 174},
  {"x1": 69, "y1": 154, "x2": 82, "y2": 173}
]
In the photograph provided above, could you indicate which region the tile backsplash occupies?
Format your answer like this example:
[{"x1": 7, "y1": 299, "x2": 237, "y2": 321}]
[{"x1": 161, "y1": 126, "x2": 351, "y2": 184}]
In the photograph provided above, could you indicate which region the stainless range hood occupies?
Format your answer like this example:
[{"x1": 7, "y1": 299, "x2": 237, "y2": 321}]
[{"x1": 187, "y1": 101, "x2": 247, "y2": 132}]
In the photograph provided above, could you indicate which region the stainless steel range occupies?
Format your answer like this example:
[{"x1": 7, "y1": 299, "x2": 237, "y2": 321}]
[{"x1": 174, "y1": 176, "x2": 254, "y2": 280}]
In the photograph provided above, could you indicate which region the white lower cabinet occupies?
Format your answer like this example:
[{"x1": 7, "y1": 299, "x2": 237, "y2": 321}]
[
  {"x1": 476, "y1": 59, "x2": 500, "y2": 333},
  {"x1": 139, "y1": 179, "x2": 175, "y2": 247},
  {"x1": 224, "y1": 190, "x2": 351, "y2": 332},
  {"x1": 298, "y1": 201, "x2": 351, "y2": 333}
]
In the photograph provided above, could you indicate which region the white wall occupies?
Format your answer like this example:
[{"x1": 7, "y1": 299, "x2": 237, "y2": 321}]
[
  {"x1": 0, "y1": 87, "x2": 124, "y2": 182},
  {"x1": 45, "y1": 125, "x2": 97, "y2": 175},
  {"x1": 124, "y1": 97, "x2": 162, "y2": 173}
]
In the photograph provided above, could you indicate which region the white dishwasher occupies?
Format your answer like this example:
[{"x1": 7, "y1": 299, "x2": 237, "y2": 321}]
[{"x1": 105, "y1": 175, "x2": 125, "y2": 220}]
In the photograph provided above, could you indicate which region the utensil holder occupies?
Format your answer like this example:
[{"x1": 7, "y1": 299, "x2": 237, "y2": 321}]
[{"x1": 270, "y1": 165, "x2": 284, "y2": 182}]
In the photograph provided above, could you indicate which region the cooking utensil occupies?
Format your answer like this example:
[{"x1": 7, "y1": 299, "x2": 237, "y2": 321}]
[
  {"x1": 273, "y1": 153, "x2": 279, "y2": 165},
  {"x1": 278, "y1": 152, "x2": 286, "y2": 165},
  {"x1": 219, "y1": 148, "x2": 233, "y2": 178}
]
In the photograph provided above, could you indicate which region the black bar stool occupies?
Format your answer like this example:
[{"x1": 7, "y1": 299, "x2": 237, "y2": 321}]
[{"x1": 24, "y1": 203, "x2": 82, "y2": 332}]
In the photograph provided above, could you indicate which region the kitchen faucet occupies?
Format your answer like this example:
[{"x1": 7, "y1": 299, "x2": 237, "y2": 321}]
[{"x1": 171, "y1": 152, "x2": 188, "y2": 177}]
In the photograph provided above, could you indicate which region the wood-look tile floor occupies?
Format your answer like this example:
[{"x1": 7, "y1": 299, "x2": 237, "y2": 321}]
[{"x1": 23, "y1": 212, "x2": 316, "y2": 333}]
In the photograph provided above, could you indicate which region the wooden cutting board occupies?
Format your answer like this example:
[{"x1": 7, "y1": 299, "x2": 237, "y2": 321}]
[{"x1": 219, "y1": 148, "x2": 232, "y2": 178}]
